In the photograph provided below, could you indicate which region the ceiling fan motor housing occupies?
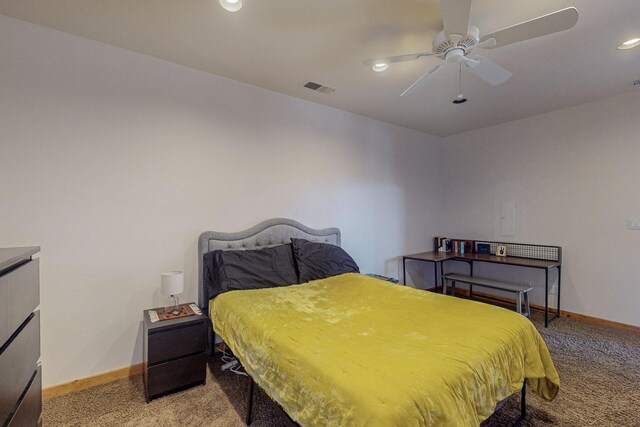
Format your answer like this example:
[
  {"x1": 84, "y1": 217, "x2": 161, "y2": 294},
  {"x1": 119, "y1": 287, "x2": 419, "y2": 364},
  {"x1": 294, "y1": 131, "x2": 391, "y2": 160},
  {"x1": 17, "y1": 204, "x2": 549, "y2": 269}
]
[{"x1": 433, "y1": 25, "x2": 480, "y2": 58}]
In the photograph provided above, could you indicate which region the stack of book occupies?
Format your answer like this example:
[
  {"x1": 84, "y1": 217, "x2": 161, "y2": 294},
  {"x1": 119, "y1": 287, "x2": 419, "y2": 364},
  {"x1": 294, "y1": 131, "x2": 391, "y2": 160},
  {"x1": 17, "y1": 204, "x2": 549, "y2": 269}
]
[{"x1": 434, "y1": 237, "x2": 474, "y2": 254}]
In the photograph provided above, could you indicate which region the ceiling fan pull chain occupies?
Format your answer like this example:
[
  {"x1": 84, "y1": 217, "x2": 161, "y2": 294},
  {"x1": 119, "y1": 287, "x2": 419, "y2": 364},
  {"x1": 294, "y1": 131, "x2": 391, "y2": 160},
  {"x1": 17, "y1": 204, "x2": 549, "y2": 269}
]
[{"x1": 453, "y1": 62, "x2": 468, "y2": 104}]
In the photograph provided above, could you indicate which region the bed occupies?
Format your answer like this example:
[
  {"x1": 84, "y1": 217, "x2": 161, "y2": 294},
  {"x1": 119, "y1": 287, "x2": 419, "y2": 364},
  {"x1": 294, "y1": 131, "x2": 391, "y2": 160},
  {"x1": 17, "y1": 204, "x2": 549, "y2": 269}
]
[{"x1": 198, "y1": 219, "x2": 560, "y2": 426}]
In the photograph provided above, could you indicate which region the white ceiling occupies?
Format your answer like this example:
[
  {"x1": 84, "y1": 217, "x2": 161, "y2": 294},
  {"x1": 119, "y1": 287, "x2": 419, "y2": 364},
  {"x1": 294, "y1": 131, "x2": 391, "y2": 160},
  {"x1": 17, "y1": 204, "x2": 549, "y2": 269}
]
[{"x1": 1, "y1": 0, "x2": 639, "y2": 136}]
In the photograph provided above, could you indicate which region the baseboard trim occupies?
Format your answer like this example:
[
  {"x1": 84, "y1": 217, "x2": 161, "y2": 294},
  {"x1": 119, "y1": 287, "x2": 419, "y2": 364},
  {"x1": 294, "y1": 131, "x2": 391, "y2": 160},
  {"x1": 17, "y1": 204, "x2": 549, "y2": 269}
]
[
  {"x1": 427, "y1": 286, "x2": 640, "y2": 333},
  {"x1": 42, "y1": 363, "x2": 143, "y2": 401},
  {"x1": 559, "y1": 310, "x2": 640, "y2": 333}
]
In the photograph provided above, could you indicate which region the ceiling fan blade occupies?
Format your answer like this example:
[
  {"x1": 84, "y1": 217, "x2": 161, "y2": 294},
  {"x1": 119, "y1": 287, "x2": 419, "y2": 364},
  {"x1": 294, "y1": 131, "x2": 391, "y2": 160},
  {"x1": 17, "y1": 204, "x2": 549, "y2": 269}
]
[
  {"x1": 464, "y1": 56, "x2": 512, "y2": 86},
  {"x1": 479, "y1": 7, "x2": 579, "y2": 49},
  {"x1": 401, "y1": 64, "x2": 442, "y2": 96},
  {"x1": 441, "y1": 0, "x2": 472, "y2": 38},
  {"x1": 364, "y1": 52, "x2": 434, "y2": 66}
]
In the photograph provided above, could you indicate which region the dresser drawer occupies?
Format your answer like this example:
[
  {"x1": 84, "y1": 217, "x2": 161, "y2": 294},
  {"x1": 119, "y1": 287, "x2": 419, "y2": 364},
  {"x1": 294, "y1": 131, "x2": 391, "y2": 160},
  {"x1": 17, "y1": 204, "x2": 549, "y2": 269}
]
[
  {"x1": 145, "y1": 352, "x2": 206, "y2": 400},
  {"x1": 7, "y1": 365, "x2": 42, "y2": 427},
  {"x1": 0, "y1": 311, "x2": 40, "y2": 425},
  {"x1": 0, "y1": 259, "x2": 40, "y2": 348},
  {"x1": 148, "y1": 320, "x2": 206, "y2": 365}
]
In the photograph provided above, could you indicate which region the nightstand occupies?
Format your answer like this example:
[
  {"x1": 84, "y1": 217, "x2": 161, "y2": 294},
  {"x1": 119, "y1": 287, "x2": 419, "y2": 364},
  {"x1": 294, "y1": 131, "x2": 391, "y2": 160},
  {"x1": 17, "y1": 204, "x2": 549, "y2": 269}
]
[{"x1": 143, "y1": 305, "x2": 207, "y2": 402}]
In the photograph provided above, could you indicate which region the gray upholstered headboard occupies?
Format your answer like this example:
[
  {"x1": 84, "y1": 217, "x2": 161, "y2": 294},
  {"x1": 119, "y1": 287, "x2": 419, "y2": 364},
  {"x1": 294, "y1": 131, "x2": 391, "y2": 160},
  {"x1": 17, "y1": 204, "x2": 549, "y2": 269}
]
[{"x1": 198, "y1": 218, "x2": 340, "y2": 310}]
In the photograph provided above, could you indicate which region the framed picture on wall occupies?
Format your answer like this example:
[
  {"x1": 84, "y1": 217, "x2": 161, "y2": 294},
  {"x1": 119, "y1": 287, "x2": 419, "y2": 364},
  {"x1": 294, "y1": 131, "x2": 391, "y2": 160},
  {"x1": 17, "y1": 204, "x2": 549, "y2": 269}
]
[{"x1": 496, "y1": 244, "x2": 508, "y2": 257}]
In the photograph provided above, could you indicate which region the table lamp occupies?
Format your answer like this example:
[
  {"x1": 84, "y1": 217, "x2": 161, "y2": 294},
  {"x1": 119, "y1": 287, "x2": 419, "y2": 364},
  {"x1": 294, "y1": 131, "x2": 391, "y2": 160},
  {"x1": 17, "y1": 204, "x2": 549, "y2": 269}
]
[{"x1": 161, "y1": 271, "x2": 183, "y2": 312}]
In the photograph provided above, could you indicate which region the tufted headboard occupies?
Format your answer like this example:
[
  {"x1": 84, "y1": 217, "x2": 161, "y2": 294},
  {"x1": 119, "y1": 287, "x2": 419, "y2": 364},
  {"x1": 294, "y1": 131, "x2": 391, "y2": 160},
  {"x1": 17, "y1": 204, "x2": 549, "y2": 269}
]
[{"x1": 198, "y1": 218, "x2": 340, "y2": 311}]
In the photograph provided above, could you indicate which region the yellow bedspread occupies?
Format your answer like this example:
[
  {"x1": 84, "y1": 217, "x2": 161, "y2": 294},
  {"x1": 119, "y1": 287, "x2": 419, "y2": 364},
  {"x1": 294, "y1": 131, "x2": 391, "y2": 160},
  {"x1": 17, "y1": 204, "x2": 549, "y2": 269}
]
[{"x1": 211, "y1": 273, "x2": 559, "y2": 427}]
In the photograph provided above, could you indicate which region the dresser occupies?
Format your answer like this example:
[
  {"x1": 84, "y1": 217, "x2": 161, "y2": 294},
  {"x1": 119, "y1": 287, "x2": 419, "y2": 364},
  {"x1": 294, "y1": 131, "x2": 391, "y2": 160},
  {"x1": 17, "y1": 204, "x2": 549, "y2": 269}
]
[{"x1": 0, "y1": 247, "x2": 41, "y2": 427}]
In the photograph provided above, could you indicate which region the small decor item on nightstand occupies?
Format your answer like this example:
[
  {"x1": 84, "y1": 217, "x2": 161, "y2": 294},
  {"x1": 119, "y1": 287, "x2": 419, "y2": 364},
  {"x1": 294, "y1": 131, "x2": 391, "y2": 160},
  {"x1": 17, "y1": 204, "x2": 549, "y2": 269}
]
[
  {"x1": 149, "y1": 303, "x2": 202, "y2": 323},
  {"x1": 496, "y1": 244, "x2": 508, "y2": 257}
]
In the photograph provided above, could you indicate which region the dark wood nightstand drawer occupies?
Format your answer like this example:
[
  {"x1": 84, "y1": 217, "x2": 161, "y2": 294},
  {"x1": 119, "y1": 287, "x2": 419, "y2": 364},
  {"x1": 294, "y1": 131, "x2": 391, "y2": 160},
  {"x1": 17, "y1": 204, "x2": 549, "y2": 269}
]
[
  {"x1": 145, "y1": 352, "x2": 206, "y2": 400},
  {"x1": 148, "y1": 320, "x2": 206, "y2": 365},
  {"x1": 7, "y1": 365, "x2": 42, "y2": 427},
  {"x1": 0, "y1": 311, "x2": 40, "y2": 424},
  {"x1": 0, "y1": 259, "x2": 39, "y2": 347}
]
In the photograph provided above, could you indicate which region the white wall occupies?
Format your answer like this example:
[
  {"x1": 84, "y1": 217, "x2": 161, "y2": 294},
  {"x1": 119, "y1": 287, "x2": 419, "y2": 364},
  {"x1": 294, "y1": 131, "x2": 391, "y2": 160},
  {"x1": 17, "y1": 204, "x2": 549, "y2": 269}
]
[
  {"x1": 0, "y1": 16, "x2": 444, "y2": 387},
  {"x1": 441, "y1": 91, "x2": 640, "y2": 327}
]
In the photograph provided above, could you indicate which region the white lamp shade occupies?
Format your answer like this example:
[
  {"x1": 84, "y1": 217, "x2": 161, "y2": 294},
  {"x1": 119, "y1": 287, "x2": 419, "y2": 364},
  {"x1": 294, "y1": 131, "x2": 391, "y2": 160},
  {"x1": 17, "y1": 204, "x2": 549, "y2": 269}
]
[{"x1": 161, "y1": 271, "x2": 184, "y2": 296}]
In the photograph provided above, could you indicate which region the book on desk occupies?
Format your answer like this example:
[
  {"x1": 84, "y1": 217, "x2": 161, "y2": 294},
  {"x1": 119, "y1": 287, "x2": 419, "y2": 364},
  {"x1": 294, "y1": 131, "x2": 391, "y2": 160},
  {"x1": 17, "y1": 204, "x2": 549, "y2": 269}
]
[{"x1": 434, "y1": 237, "x2": 473, "y2": 255}]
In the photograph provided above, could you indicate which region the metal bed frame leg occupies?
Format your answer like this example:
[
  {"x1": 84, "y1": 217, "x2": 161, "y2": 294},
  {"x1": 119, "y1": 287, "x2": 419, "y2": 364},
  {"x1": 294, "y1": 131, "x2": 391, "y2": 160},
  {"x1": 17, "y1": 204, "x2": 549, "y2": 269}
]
[
  {"x1": 520, "y1": 381, "x2": 527, "y2": 422},
  {"x1": 246, "y1": 376, "x2": 254, "y2": 425}
]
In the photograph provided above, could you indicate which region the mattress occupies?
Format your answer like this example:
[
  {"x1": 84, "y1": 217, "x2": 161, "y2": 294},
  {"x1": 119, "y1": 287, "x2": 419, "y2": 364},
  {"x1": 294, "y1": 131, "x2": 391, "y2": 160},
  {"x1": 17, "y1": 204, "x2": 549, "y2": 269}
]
[{"x1": 211, "y1": 273, "x2": 559, "y2": 426}]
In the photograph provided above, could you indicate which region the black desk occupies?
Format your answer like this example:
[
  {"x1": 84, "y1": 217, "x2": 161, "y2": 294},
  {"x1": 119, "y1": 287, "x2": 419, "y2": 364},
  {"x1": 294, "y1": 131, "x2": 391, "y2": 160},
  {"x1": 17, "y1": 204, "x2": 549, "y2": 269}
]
[{"x1": 402, "y1": 251, "x2": 562, "y2": 327}]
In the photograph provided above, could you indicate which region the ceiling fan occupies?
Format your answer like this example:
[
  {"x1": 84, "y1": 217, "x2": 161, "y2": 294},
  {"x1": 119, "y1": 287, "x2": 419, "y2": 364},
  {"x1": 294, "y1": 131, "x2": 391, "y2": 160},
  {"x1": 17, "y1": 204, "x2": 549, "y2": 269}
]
[{"x1": 364, "y1": 1, "x2": 579, "y2": 97}]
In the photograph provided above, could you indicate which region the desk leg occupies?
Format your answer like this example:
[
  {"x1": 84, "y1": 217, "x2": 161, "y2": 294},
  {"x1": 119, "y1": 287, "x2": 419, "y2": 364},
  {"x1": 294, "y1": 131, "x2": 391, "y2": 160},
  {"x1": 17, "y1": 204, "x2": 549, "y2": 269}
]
[
  {"x1": 439, "y1": 261, "x2": 444, "y2": 290},
  {"x1": 433, "y1": 261, "x2": 438, "y2": 292},
  {"x1": 402, "y1": 257, "x2": 406, "y2": 286},
  {"x1": 544, "y1": 269, "x2": 549, "y2": 328},
  {"x1": 469, "y1": 261, "x2": 474, "y2": 300},
  {"x1": 557, "y1": 266, "x2": 562, "y2": 320}
]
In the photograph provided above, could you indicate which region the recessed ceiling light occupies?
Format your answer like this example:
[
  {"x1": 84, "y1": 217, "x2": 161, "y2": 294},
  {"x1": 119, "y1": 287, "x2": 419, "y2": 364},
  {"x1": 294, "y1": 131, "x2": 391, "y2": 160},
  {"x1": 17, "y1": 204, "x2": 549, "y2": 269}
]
[
  {"x1": 371, "y1": 62, "x2": 389, "y2": 72},
  {"x1": 219, "y1": 0, "x2": 243, "y2": 12},
  {"x1": 618, "y1": 37, "x2": 640, "y2": 50}
]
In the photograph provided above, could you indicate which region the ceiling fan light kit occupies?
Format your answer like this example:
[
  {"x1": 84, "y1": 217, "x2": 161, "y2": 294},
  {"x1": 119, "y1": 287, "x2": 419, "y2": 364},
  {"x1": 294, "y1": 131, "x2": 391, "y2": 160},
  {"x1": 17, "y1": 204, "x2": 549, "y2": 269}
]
[
  {"x1": 364, "y1": 2, "x2": 579, "y2": 98},
  {"x1": 618, "y1": 37, "x2": 640, "y2": 50},
  {"x1": 371, "y1": 62, "x2": 389, "y2": 72},
  {"x1": 219, "y1": 0, "x2": 242, "y2": 12}
]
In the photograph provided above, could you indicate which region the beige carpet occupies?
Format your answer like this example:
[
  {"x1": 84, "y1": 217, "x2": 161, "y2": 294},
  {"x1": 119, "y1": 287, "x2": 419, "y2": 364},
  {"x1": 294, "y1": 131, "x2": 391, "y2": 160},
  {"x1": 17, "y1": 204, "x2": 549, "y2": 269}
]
[{"x1": 43, "y1": 313, "x2": 640, "y2": 426}]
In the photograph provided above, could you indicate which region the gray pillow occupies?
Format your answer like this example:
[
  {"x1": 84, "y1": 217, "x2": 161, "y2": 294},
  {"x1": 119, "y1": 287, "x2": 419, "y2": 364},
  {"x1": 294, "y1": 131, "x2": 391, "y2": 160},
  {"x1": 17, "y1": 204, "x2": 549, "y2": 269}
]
[
  {"x1": 290, "y1": 238, "x2": 359, "y2": 283},
  {"x1": 204, "y1": 244, "x2": 299, "y2": 299}
]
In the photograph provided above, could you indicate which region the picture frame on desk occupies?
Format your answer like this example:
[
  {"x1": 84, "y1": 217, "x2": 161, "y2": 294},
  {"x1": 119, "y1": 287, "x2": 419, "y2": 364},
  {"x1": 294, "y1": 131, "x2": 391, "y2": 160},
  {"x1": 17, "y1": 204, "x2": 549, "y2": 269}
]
[
  {"x1": 477, "y1": 243, "x2": 491, "y2": 254},
  {"x1": 496, "y1": 244, "x2": 508, "y2": 257}
]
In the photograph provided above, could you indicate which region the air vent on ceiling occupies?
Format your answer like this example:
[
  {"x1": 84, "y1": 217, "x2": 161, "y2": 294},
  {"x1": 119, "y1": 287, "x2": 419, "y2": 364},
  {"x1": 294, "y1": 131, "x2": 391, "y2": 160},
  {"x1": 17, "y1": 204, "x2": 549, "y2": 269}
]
[
  {"x1": 633, "y1": 79, "x2": 640, "y2": 86},
  {"x1": 302, "y1": 81, "x2": 335, "y2": 94}
]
